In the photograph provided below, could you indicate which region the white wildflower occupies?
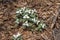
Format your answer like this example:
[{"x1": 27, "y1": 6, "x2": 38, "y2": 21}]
[
  {"x1": 23, "y1": 21, "x2": 29, "y2": 26},
  {"x1": 32, "y1": 18, "x2": 37, "y2": 23},
  {"x1": 42, "y1": 24, "x2": 46, "y2": 28},
  {"x1": 16, "y1": 11, "x2": 20, "y2": 13},
  {"x1": 13, "y1": 32, "x2": 21, "y2": 38},
  {"x1": 23, "y1": 15, "x2": 30, "y2": 19},
  {"x1": 28, "y1": 9, "x2": 32, "y2": 14},
  {"x1": 31, "y1": 9, "x2": 37, "y2": 14},
  {"x1": 33, "y1": 9, "x2": 37, "y2": 12},
  {"x1": 21, "y1": 7, "x2": 26, "y2": 11},
  {"x1": 25, "y1": 9, "x2": 31, "y2": 14},
  {"x1": 16, "y1": 10, "x2": 22, "y2": 14},
  {"x1": 31, "y1": 10, "x2": 34, "y2": 14},
  {"x1": 37, "y1": 20, "x2": 40, "y2": 25},
  {"x1": 19, "y1": 10, "x2": 22, "y2": 14}
]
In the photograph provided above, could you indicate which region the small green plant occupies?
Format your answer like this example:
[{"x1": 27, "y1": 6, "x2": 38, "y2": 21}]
[
  {"x1": 15, "y1": 7, "x2": 46, "y2": 31},
  {"x1": 12, "y1": 32, "x2": 23, "y2": 40}
]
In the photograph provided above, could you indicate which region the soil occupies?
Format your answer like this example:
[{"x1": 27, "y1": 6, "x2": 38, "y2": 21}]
[{"x1": 0, "y1": 0, "x2": 60, "y2": 40}]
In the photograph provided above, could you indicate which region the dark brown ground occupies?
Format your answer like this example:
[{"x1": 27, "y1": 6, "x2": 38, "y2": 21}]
[{"x1": 0, "y1": 0, "x2": 60, "y2": 40}]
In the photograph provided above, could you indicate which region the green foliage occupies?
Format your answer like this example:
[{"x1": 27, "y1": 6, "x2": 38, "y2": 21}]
[
  {"x1": 12, "y1": 36, "x2": 22, "y2": 40},
  {"x1": 12, "y1": 33, "x2": 23, "y2": 40},
  {"x1": 15, "y1": 7, "x2": 46, "y2": 31}
]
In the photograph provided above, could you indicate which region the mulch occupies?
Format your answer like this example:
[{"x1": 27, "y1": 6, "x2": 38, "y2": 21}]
[{"x1": 0, "y1": 0, "x2": 60, "y2": 40}]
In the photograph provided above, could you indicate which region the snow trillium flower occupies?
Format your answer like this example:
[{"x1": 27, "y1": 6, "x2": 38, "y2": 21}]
[
  {"x1": 23, "y1": 15, "x2": 30, "y2": 19},
  {"x1": 21, "y1": 7, "x2": 26, "y2": 11},
  {"x1": 42, "y1": 24, "x2": 46, "y2": 28},
  {"x1": 31, "y1": 10, "x2": 34, "y2": 14},
  {"x1": 28, "y1": 9, "x2": 32, "y2": 14},
  {"x1": 16, "y1": 11, "x2": 20, "y2": 13},
  {"x1": 13, "y1": 32, "x2": 21, "y2": 38},
  {"x1": 25, "y1": 9, "x2": 31, "y2": 14},
  {"x1": 37, "y1": 20, "x2": 40, "y2": 25},
  {"x1": 23, "y1": 21, "x2": 29, "y2": 26},
  {"x1": 16, "y1": 10, "x2": 22, "y2": 14},
  {"x1": 31, "y1": 9, "x2": 37, "y2": 14},
  {"x1": 32, "y1": 18, "x2": 37, "y2": 23},
  {"x1": 33, "y1": 9, "x2": 37, "y2": 12},
  {"x1": 19, "y1": 10, "x2": 22, "y2": 14}
]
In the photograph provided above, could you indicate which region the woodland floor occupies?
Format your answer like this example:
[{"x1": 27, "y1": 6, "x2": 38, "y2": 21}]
[{"x1": 0, "y1": 0, "x2": 60, "y2": 40}]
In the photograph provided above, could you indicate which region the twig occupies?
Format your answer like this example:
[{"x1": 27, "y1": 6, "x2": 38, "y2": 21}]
[{"x1": 51, "y1": 7, "x2": 59, "y2": 29}]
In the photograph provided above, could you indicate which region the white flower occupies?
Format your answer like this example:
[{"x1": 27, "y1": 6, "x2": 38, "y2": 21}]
[
  {"x1": 16, "y1": 10, "x2": 22, "y2": 14},
  {"x1": 32, "y1": 18, "x2": 37, "y2": 23},
  {"x1": 23, "y1": 15, "x2": 30, "y2": 19},
  {"x1": 23, "y1": 21, "x2": 29, "y2": 26},
  {"x1": 31, "y1": 10, "x2": 34, "y2": 14},
  {"x1": 13, "y1": 32, "x2": 21, "y2": 38},
  {"x1": 25, "y1": 9, "x2": 31, "y2": 14},
  {"x1": 16, "y1": 11, "x2": 20, "y2": 13},
  {"x1": 28, "y1": 9, "x2": 32, "y2": 13},
  {"x1": 31, "y1": 9, "x2": 37, "y2": 14},
  {"x1": 21, "y1": 7, "x2": 26, "y2": 11},
  {"x1": 33, "y1": 9, "x2": 37, "y2": 12},
  {"x1": 19, "y1": 10, "x2": 22, "y2": 14},
  {"x1": 32, "y1": 18, "x2": 40, "y2": 24},
  {"x1": 42, "y1": 24, "x2": 46, "y2": 28},
  {"x1": 37, "y1": 20, "x2": 40, "y2": 25},
  {"x1": 31, "y1": 10, "x2": 36, "y2": 14}
]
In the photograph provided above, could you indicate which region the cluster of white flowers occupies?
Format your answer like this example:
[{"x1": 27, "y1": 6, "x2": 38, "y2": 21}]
[
  {"x1": 25, "y1": 9, "x2": 37, "y2": 14},
  {"x1": 15, "y1": 7, "x2": 46, "y2": 31},
  {"x1": 16, "y1": 7, "x2": 37, "y2": 14},
  {"x1": 23, "y1": 21, "x2": 29, "y2": 26},
  {"x1": 13, "y1": 32, "x2": 21, "y2": 39}
]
